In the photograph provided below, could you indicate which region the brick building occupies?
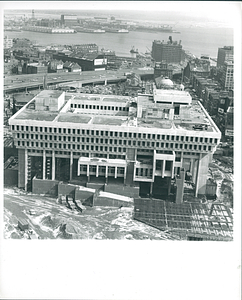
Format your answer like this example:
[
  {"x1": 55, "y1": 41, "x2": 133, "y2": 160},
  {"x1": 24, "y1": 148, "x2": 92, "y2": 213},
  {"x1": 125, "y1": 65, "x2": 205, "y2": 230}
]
[{"x1": 151, "y1": 37, "x2": 184, "y2": 63}]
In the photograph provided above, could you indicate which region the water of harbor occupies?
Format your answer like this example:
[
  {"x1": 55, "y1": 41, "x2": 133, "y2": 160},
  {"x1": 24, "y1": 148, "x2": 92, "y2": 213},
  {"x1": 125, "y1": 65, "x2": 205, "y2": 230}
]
[{"x1": 6, "y1": 26, "x2": 233, "y2": 58}]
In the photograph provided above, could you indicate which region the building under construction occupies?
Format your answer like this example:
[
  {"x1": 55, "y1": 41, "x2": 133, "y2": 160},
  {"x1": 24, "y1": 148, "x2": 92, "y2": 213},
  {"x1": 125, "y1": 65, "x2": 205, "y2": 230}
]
[
  {"x1": 134, "y1": 198, "x2": 233, "y2": 241},
  {"x1": 9, "y1": 84, "x2": 221, "y2": 203}
]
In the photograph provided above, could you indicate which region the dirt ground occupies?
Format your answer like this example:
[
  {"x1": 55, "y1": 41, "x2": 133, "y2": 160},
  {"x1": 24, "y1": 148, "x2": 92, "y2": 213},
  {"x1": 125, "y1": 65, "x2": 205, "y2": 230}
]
[
  {"x1": 4, "y1": 155, "x2": 233, "y2": 240},
  {"x1": 4, "y1": 187, "x2": 179, "y2": 240}
]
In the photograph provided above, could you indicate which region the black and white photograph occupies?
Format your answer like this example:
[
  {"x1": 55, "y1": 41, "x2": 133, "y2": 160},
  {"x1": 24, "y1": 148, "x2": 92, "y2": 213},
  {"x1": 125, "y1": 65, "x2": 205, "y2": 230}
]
[{"x1": 1, "y1": 1, "x2": 241, "y2": 299}]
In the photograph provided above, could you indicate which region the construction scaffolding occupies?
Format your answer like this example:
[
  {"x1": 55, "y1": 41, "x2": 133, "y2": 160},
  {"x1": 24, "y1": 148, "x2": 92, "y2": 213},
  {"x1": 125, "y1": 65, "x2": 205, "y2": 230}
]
[{"x1": 134, "y1": 198, "x2": 233, "y2": 241}]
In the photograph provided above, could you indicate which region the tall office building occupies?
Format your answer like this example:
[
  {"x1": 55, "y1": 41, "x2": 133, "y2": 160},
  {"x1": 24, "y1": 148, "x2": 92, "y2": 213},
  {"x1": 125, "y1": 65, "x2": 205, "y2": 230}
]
[
  {"x1": 151, "y1": 37, "x2": 183, "y2": 63},
  {"x1": 9, "y1": 87, "x2": 221, "y2": 200},
  {"x1": 220, "y1": 60, "x2": 234, "y2": 91},
  {"x1": 217, "y1": 46, "x2": 234, "y2": 68}
]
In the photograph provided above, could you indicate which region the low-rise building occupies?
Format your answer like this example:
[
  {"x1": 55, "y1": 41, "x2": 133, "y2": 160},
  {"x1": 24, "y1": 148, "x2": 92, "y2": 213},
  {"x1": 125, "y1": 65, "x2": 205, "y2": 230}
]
[
  {"x1": 53, "y1": 51, "x2": 107, "y2": 71},
  {"x1": 27, "y1": 62, "x2": 48, "y2": 74},
  {"x1": 154, "y1": 61, "x2": 173, "y2": 79},
  {"x1": 183, "y1": 58, "x2": 210, "y2": 84},
  {"x1": 63, "y1": 61, "x2": 82, "y2": 72}
]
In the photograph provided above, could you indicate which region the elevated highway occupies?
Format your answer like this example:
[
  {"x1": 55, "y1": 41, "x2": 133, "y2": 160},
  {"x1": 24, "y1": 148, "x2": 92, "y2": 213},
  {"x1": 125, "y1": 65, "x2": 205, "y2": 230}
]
[{"x1": 4, "y1": 68, "x2": 154, "y2": 93}]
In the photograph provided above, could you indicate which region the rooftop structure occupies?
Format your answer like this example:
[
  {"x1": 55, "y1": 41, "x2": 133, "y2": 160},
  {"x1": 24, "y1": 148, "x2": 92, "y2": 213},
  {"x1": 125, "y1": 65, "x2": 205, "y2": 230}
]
[{"x1": 9, "y1": 89, "x2": 221, "y2": 199}]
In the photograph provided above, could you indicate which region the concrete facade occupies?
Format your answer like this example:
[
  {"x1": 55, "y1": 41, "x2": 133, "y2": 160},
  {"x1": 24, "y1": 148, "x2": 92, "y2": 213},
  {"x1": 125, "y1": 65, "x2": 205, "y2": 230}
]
[{"x1": 9, "y1": 88, "x2": 221, "y2": 198}]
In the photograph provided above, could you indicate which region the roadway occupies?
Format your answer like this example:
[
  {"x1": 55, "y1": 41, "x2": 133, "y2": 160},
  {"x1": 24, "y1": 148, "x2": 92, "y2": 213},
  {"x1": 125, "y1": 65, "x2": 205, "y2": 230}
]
[{"x1": 4, "y1": 68, "x2": 154, "y2": 93}]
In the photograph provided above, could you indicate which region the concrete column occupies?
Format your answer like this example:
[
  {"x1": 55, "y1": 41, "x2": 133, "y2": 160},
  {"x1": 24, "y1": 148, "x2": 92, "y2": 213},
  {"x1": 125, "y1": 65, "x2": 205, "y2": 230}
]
[
  {"x1": 124, "y1": 166, "x2": 127, "y2": 181},
  {"x1": 114, "y1": 166, "x2": 117, "y2": 179},
  {"x1": 52, "y1": 151, "x2": 55, "y2": 180},
  {"x1": 18, "y1": 149, "x2": 25, "y2": 189},
  {"x1": 24, "y1": 149, "x2": 28, "y2": 191},
  {"x1": 180, "y1": 152, "x2": 184, "y2": 165},
  {"x1": 150, "y1": 182, "x2": 153, "y2": 195},
  {"x1": 162, "y1": 160, "x2": 165, "y2": 178},
  {"x1": 152, "y1": 151, "x2": 156, "y2": 181},
  {"x1": 70, "y1": 152, "x2": 73, "y2": 181},
  {"x1": 96, "y1": 165, "x2": 99, "y2": 177},
  {"x1": 43, "y1": 150, "x2": 46, "y2": 180},
  {"x1": 171, "y1": 161, "x2": 174, "y2": 178},
  {"x1": 192, "y1": 159, "x2": 197, "y2": 183},
  {"x1": 195, "y1": 153, "x2": 210, "y2": 196},
  {"x1": 167, "y1": 178, "x2": 171, "y2": 195},
  {"x1": 190, "y1": 158, "x2": 194, "y2": 173},
  {"x1": 175, "y1": 168, "x2": 185, "y2": 204}
]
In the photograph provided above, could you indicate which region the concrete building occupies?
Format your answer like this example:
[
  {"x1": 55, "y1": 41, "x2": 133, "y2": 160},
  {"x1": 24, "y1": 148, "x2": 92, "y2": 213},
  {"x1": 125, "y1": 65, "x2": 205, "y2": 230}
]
[
  {"x1": 220, "y1": 60, "x2": 234, "y2": 91},
  {"x1": 151, "y1": 37, "x2": 184, "y2": 63},
  {"x1": 9, "y1": 88, "x2": 221, "y2": 200},
  {"x1": 217, "y1": 46, "x2": 234, "y2": 68}
]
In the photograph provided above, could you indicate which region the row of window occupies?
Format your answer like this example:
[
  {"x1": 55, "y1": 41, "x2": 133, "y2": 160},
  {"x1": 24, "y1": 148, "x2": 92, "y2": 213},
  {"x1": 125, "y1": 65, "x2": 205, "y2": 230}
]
[
  {"x1": 13, "y1": 127, "x2": 218, "y2": 144},
  {"x1": 27, "y1": 149, "x2": 125, "y2": 160},
  {"x1": 70, "y1": 103, "x2": 128, "y2": 111},
  {"x1": 27, "y1": 149, "x2": 200, "y2": 160},
  {"x1": 18, "y1": 141, "x2": 128, "y2": 152},
  {"x1": 79, "y1": 165, "x2": 125, "y2": 174},
  {"x1": 135, "y1": 168, "x2": 153, "y2": 177},
  {"x1": 17, "y1": 139, "x2": 213, "y2": 152}
]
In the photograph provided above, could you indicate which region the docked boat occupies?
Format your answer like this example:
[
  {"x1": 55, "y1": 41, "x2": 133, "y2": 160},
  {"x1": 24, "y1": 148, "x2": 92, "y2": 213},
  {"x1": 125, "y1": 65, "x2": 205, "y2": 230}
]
[
  {"x1": 106, "y1": 28, "x2": 129, "y2": 33},
  {"x1": 75, "y1": 27, "x2": 105, "y2": 33}
]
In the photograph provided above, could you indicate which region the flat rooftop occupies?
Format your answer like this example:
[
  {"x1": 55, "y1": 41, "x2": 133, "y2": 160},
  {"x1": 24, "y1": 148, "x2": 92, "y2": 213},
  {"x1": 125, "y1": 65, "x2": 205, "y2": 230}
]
[
  {"x1": 10, "y1": 91, "x2": 220, "y2": 134},
  {"x1": 35, "y1": 90, "x2": 63, "y2": 99},
  {"x1": 73, "y1": 94, "x2": 130, "y2": 103}
]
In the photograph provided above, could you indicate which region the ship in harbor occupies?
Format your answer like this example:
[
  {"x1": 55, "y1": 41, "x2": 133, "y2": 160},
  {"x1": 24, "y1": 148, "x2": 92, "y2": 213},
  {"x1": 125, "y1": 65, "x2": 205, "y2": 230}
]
[
  {"x1": 75, "y1": 27, "x2": 105, "y2": 33},
  {"x1": 105, "y1": 28, "x2": 129, "y2": 33},
  {"x1": 132, "y1": 24, "x2": 174, "y2": 33},
  {"x1": 22, "y1": 26, "x2": 76, "y2": 34}
]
